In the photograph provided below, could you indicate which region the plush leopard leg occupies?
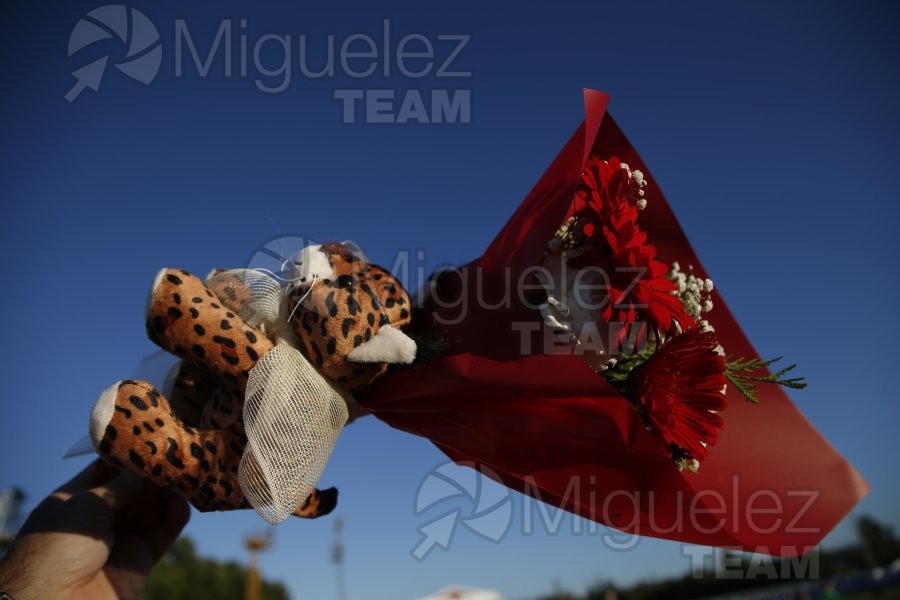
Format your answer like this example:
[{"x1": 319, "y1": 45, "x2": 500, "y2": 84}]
[
  {"x1": 146, "y1": 269, "x2": 274, "y2": 391},
  {"x1": 90, "y1": 379, "x2": 336, "y2": 518}
]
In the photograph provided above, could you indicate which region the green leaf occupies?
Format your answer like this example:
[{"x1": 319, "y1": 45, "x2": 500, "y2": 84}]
[{"x1": 725, "y1": 355, "x2": 807, "y2": 404}]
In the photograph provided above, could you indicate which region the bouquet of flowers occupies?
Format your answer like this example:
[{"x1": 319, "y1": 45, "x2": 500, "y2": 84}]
[{"x1": 359, "y1": 90, "x2": 868, "y2": 555}]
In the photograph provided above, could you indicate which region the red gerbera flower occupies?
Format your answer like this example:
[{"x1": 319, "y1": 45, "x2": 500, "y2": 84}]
[
  {"x1": 567, "y1": 157, "x2": 693, "y2": 344},
  {"x1": 573, "y1": 156, "x2": 634, "y2": 220},
  {"x1": 632, "y1": 327, "x2": 728, "y2": 468}
]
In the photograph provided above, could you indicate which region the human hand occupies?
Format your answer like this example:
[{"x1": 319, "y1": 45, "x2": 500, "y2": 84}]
[{"x1": 0, "y1": 460, "x2": 190, "y2": 600}]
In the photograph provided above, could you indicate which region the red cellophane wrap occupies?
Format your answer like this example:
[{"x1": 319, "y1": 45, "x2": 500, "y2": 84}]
[{"x1": 359, "y1": 90, "x2": 869, "y2": 555}]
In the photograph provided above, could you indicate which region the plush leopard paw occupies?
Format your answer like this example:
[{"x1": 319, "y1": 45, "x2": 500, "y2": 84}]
[
  {"x1": 90, "y1": 379, "x2": 248, "y2": 510},
  {"x1": 293, "y1": 486, "x2": 338, "y2": 518}
]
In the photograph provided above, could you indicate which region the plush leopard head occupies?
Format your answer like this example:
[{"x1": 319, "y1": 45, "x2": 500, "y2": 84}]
[{"x1": 286, "y1": 242, "x2": 416, "y2": 391}]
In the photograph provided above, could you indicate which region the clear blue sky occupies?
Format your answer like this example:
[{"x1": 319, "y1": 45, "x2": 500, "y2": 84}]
[{"x1": 2, "y1": 1, "x2": 899, "y2": 598}]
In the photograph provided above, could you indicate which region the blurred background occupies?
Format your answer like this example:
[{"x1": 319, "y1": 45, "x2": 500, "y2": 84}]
[{"x1": 1, "y1": 1, "x2": 899, "y2": 598}]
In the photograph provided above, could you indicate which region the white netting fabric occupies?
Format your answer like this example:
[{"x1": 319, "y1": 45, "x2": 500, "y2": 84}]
[
  {"x1": 205, "y1": 269, "x2": 284, "y2": 331},
  {"x1": 239, "y1": 342, "x2": 349, "y2": 524}
]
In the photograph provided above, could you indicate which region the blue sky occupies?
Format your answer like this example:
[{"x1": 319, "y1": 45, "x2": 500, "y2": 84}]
[{"x1": 1, "y1": 1, "x2": 899, "y2": 598}]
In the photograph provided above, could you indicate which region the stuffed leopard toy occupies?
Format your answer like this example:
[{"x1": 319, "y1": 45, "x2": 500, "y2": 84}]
[{"x1": 89, "y1": 242, "x2": 416, "y2": 519}]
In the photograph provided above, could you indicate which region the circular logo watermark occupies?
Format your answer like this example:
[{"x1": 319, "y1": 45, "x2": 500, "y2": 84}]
[
  {"x1": 410, "y1": 461, "x2": 513, "y2": 561},
  {"x1": 244, "y1": 234, "x2": 320, "y2": 275},
  {"x1": 66, "y1": 5, "x2": 162, "y2": 102}
]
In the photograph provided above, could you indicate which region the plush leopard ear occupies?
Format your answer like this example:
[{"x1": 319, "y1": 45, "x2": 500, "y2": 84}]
[{"x1": 347, "y1": 325, "x2": 417, "y2": 365}]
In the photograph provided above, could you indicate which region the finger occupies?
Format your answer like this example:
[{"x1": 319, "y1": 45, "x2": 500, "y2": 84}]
[
  {"x1": 101, "y1": 491, "x2": 190, "y2": 597},
  {"x1": 49, "y1": 460, "x2": 119, "y2": 503},
  {"x1": 19, "y1": 460, "x2": 112, "y2": 534},
  {"x1": 141, "y1": 490, "x2": 191, "y2": 565},
  {"x1": 84, "y1": 470, "x2": 146, "y2": 514},
  {"x1": 52, "y1": 460, "x2": 101, "y2": 498},
  {"x1": 55, "y1": 470, "x2": 147, "y2": 533}
]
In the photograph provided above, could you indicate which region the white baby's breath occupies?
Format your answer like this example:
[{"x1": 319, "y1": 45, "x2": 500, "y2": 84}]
[{"x1": 667, "y1": 262, "x2": 714, "y2": 320}]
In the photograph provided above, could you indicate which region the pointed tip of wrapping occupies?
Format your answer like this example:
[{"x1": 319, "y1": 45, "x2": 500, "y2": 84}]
[
  {"x1": 846, "y1": 458, "x2": 873, "y2": 499},
  {"x1": 582, "y1": 88, "x2": 610, "y2": 104},
  {"x1": 582, "y1": 89, "x2": 611, "y2": 166}
]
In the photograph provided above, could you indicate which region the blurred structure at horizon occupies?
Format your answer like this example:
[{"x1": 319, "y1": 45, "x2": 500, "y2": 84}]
[{"x1": 418, "y1": 585, "x2": 503, "y2": 600}]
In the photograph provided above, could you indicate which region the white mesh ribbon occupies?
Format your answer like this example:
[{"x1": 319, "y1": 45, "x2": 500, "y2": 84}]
[
  {"x1": 240, "y1": 342, "x2": 349, "y2": 524},
  {"x1": 206, "y1": 268, "x2": 349, "y2": 524},
  {"x1": 205, "y1": 269, "x2": 284, "y2": 331}
]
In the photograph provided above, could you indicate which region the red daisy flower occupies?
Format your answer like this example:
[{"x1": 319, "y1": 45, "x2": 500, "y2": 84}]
[
  {"x1": 632, "y1": 327, "x2": 728, "y2": 468},
  {"x1": 567, "y1": 157, "x2": 693, "y2": 344}
]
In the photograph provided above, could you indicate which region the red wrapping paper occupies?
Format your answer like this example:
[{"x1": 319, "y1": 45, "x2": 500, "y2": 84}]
[{"x1": 359, "y1": 90, "x2": 869, "y2": 555}]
